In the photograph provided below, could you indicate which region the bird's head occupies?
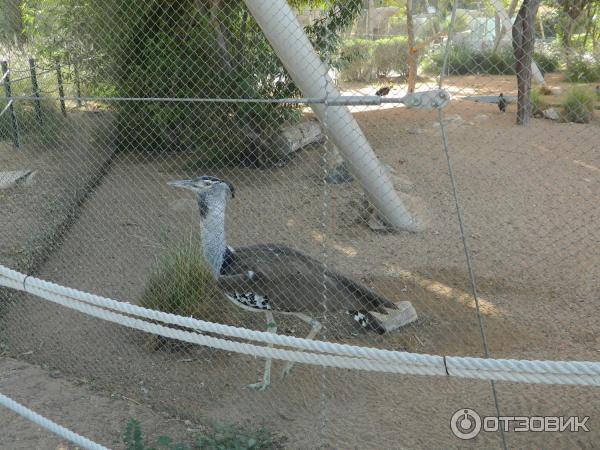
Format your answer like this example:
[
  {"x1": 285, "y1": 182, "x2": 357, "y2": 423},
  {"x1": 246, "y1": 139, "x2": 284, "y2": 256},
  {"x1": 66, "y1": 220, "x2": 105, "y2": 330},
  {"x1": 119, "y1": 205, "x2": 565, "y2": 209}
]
[{"x1": 167, "y1": 176, "x2": 235, "y2": 199}]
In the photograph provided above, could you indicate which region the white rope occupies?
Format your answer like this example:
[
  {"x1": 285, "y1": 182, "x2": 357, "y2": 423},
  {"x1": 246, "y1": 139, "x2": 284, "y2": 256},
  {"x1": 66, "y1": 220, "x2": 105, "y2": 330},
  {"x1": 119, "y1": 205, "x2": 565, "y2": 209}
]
[
  {"x1": 0, "y1": 391, "x2": 109, "y2": 450},
  {"x1": 2, "y1": 265, "x2": 600, "y2": 386}
]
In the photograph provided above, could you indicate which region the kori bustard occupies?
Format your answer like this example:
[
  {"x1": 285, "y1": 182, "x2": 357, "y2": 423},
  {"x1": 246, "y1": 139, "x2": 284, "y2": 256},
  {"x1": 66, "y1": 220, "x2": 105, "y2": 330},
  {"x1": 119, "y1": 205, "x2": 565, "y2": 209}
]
[{"x1": 168, "y1": 176, "x2": 416, "y2": 390}]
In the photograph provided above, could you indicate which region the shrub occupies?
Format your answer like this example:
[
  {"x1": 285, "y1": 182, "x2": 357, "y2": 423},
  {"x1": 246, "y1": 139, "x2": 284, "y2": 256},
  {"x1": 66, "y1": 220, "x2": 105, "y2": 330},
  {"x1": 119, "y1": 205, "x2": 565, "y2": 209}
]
[
  {"x1": 339, "y1": 38, "x2": 375, "y2": 81},
  {"x1": 373, "y1": 37, "x2": 409, "y2": 79},
  {"x1": 338, "y1": 36, "x2": 409, "y2": 81},
  {"x1": 425, "y1": 44, "x2": 560, "y2": 76},
  {"x1": 561, "y1": 87, "x2": 595, "y2": 123},
  {"x1": 565, "y1": 57, "x2": 600, "y2": 83}
]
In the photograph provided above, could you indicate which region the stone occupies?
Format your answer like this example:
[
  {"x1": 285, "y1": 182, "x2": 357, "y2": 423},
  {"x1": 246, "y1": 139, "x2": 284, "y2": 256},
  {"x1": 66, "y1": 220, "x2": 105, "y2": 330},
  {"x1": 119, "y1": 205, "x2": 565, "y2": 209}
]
[
  {"x1": 0, "y1": 170, "x2": 34, "y2": 190},
  {"x1": 371, "y1": 301, "x2": 418, "y2": 332},
  {"x1": 543, "y1": 107, "x2": 560, "y2": 121}
]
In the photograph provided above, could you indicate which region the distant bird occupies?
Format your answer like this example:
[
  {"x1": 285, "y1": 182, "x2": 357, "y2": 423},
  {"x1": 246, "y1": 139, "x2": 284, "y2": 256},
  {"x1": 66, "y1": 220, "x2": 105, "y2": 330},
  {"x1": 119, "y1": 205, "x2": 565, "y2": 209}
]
[
  {"x1": 498, "y1": 93, "x2": 507, "y2": 113},
  {"x1": 596, "y1": 85, "x2": 600, "y2": 97},
  {"x1": 375, "y1": 86, "x2": 392, "y2": 97},
  {"x1": 168, "y1": 176, "x2": 413, "y2": 390}
]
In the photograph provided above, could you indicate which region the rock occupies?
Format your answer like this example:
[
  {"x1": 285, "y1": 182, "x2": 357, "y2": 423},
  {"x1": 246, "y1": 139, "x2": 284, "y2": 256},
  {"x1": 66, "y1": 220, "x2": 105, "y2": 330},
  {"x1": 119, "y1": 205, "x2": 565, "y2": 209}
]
[
  {"x1": 543, "y1": 107, "x2": 560, "y2": 121},
  {"x1": 324, "y1": 162, "x2": 354, "y2": 184},
  {"x1": 371, "y1": 301, "x2": 418, "y2": 332},
  {"x1": 0, "y1": 170, "x2": 34, "y2": 190}
]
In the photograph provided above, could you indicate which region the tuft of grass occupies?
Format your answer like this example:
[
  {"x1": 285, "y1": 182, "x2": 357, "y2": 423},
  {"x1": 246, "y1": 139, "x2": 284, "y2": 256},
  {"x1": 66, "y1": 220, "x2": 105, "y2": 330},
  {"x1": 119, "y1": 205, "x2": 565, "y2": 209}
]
[
  {"x1": 530, "y1": 87, "x2": 546, "y2": 117},
  {"x1": 123, "y1": 418, "x2": 282, "y2": 450},
  {"x1": 561, "y1": 87, "x2": 595, "y2": 123},
  {"x1": 139, "y1": 240, "x2": 223, "y2": 320},
  {"x1": 538, "y1": 84, "x2": 553, "y2": 96},
  {"x1": 139, "y1": 239, "x2": 225, "y2": 351}
]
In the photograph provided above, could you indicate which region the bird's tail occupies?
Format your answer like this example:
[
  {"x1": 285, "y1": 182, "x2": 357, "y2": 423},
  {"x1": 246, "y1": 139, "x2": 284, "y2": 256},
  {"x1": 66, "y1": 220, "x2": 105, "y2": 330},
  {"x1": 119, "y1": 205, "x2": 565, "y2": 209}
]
[{"x1": 348, "y1": 310, "x2": 386, "y2": 334}]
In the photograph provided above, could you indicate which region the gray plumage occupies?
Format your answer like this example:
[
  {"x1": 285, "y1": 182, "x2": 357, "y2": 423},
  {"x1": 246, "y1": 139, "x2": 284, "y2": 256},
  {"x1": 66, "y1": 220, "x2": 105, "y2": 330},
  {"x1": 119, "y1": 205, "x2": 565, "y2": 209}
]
[{"x1": 218, "y1": 244, "x2": 396, "y2": 318}]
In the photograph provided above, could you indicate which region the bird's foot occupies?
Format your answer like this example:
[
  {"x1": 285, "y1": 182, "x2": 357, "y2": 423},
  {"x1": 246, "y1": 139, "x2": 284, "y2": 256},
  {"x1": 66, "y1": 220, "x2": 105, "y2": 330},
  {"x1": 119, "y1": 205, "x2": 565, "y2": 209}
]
[
  {"x1": 280, "y1": 362, "x2": 294, "y2": 379},
  {"x1": 247, "y1": 380, "x2": 270, "y2": 391}
]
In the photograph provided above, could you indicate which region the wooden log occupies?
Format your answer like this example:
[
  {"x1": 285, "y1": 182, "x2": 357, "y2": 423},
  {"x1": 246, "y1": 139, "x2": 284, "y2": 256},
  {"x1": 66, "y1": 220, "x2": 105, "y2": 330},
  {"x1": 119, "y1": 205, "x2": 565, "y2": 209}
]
[{"x1": 270, "y1": 120, "x2": 325, "y2": 157}]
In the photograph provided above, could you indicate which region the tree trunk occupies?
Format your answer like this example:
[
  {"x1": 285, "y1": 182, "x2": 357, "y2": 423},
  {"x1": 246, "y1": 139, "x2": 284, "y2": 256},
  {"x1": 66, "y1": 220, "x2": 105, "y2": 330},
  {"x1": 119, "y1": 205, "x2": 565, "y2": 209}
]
[
  {"x1": 513, "y1": 0, "x2": 540, "y2": 125},
  {"x1": 406, "y1": 0, "x2": 417, "y2": 93},
  {"x1": 209, "y1": 0, "x2": 233, "y2": 73}
]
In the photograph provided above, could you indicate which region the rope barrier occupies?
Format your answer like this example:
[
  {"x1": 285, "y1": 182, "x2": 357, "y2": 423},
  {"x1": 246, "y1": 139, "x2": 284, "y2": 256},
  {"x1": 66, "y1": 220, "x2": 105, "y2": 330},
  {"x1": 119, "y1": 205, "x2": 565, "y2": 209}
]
[
  {"x1": 2, "y1": 265, "x2": 600, "y2": 386},
  {"x1": 0, "y1": 392, "x2": 109, "y2": 450}
]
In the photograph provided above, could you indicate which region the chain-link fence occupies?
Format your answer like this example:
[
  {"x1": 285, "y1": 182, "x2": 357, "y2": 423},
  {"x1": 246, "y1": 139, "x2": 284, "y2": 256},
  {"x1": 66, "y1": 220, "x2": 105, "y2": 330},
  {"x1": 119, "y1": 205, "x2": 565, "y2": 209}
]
[{"x1": 1, "y1": 0, "x2": 599, "y2": 448}]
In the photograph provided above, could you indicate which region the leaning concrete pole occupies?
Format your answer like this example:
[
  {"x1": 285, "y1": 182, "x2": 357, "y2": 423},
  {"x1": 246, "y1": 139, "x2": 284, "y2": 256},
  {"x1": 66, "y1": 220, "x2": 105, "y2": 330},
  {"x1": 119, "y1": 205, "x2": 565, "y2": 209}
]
[{"x1": 243, "y1": 0, "x2": 419, "y2": 231}]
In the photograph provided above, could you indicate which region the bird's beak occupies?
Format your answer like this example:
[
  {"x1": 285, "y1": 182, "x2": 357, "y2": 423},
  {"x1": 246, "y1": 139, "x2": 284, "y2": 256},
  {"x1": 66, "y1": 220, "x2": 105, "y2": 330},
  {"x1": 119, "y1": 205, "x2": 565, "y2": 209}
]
[{"x1": 167, "y1": 179, "x2": 197, "y2": 191}]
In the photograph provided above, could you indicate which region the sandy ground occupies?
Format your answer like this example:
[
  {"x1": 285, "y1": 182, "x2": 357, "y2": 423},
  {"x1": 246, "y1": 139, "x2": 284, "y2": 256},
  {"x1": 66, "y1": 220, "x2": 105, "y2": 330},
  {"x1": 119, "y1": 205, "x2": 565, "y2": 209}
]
[
  {"x1": 1, "y1": 74, "x2": 600, "y2": 448},
  {"x1": 0, "y1": 356, "x2": 199, "y2": 450}
]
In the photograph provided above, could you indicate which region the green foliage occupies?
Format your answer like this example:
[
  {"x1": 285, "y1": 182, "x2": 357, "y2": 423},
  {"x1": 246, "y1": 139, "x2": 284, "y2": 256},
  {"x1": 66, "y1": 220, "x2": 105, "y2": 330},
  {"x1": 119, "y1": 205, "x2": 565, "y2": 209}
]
[
  {"x1": 425, "y1": 45, "x2": 561, "y2": 76},
  {"x1": 122, "y1": 418, "x2": 279, "y2": 450},
  {"x1": 124, "y1": 419, "x2": 145, "y2": 450},
  {"x1": 195, "y1": 422, "x2": 276, "y2": 450},
  {"x1": 561, "y1": 87, "x2": 595, "y2": 123},
  {"x1": 139, "y1": 239, "x2": 223, "y2": 321},
  {"x1": 18, "y1": 0, "x2": 362, "y2": 161},
  {"x1": 530, "y1": 87, "x2": 545, "y2": 116},
  {"x1": 565, "y1": 57, "x2": 600, "y2": 82},
  {"x1": 339, "y1": 36, "x2": 409, "y2": 81}
]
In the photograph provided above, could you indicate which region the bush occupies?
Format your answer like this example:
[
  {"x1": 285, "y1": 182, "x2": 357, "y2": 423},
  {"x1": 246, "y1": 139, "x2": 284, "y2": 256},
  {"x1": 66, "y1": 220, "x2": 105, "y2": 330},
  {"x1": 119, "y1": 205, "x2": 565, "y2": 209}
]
[
  {"x1": 425, "y1": 44, "x2": 561, "y2": 76},
  {"x1": 339, "y1": 38, "x2": 375, "y2": 81},
  {"x1": 561, "y1": 87, "x2": 595, "y2": 123},
  {"x1": 373, "y1": 37, "x2": 410, "y2": 79},
  {"x1": 565, "y1": 57, "x2": 600, "y2": 83},
  {"x1": 338, "y1": 36, "x2": 409, "y2": 81}
]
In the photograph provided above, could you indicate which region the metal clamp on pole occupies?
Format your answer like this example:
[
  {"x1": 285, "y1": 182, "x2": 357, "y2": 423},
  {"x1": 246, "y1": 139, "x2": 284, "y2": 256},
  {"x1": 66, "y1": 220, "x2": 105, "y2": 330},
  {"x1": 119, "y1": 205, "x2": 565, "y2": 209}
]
[{"x1": 392, "y1": 89, "x2": 450, "y2": 108}]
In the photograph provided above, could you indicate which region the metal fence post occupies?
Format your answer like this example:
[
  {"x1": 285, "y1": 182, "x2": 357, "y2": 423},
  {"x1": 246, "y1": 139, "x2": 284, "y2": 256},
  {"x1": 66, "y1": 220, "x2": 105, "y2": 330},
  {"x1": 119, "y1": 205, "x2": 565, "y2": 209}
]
[
  {"x1": 1, "y1": 60, "x2": 20, "y2": 148},
  {"x1": 73, "y1": 59, "x2": 82, "y2": 107},
  {"x1": 55, "y1": 59, "x2": 67, "y2": 117},
  {"x1": 29, "y1": 58, "x2": 43, "y2": 125}
]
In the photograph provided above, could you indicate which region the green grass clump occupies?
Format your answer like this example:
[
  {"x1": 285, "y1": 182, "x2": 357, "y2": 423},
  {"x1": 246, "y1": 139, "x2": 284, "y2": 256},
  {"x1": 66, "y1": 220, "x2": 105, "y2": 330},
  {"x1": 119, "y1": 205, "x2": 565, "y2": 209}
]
[
  {"x1": 123, "y1": 418, "x2": 281, "y2": 450},
  {"x1": 530, "y1": 87, "x2": 546, "y2": 116},
  {"x1": 561, "y1": 87, "x2": 595, "y2": 123},
  {"x1": 565, "y1": 58, "x2": 600, "y2": 83},
  {"x1": 139, "y1": 240, "x2": 223, "y2": 322}
]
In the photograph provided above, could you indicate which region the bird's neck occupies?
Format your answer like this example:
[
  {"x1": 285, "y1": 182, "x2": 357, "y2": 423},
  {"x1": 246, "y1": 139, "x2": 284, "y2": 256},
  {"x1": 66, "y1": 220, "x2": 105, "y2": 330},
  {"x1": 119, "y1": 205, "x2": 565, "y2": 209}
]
[{"x1": 197, "y1": 194, "x2": 228, "y2": 278}]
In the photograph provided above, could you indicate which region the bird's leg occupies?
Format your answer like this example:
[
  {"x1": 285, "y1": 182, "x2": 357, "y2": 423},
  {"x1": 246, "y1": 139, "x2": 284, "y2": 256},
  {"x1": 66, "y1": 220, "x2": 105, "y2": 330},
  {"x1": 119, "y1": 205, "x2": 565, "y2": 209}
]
[
  {"x1": 248, "y1": 311, "x2": 276, "y2": 391},
  {"x1": 281, "y1": 313, "x2": 322, "y2": 379}
]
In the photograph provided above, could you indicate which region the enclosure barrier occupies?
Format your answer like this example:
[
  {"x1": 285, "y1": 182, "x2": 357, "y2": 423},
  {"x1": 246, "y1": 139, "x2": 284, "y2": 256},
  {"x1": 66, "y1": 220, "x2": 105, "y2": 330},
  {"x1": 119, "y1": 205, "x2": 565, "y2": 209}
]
[
  {"x1": 2, "y1": 264, "x2": 599, "y2": 386},
  {"x1": 0, "y1": 391, "x2": 108, "y2": 450}
]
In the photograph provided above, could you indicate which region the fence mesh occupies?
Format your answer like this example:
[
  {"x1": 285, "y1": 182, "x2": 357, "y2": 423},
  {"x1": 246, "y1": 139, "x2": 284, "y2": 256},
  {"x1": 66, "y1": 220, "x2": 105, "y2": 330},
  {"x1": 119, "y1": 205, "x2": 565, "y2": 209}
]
[{"x1": 1, "y1": 0, "x2": 599, "y2": 448}]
